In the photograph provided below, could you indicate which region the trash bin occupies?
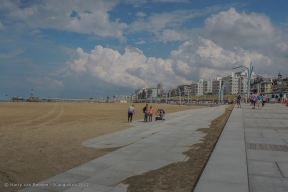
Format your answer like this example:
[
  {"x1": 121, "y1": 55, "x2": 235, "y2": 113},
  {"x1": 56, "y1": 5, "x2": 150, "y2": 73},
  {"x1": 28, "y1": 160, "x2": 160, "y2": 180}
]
[{"x1": 286, "y1": 100, "x2": 288, "y2": 106}]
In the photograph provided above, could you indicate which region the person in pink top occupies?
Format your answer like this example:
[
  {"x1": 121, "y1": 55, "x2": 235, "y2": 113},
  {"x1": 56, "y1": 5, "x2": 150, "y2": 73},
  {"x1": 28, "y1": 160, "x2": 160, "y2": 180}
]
[{"x1": 148, "y1": 106, "x2": 153, "y2": 122}]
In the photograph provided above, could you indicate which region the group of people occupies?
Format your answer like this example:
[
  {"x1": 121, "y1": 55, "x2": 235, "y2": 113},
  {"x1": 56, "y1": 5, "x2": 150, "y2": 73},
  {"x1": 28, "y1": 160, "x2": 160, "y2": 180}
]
[
  {"x1": 127, "y1": 104, "x2": 165, "y2": 123},
  {"x1": 236, "y1": 92, "x2": 268, "y2": 110},
  {"x1": 249, "y1": 92, "x2": 267, "y2": 110}
]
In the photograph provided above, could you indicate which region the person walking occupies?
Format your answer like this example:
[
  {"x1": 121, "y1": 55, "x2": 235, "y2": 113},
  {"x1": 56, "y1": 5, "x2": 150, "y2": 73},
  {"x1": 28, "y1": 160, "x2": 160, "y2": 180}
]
[
  {"x1": 275, "y1": 94, "x2": 279, "y2": 103},
  {"x1": 127, "y1": 104, "x2": 135, "y2": 123},
  {"x1": 236, "y1": 93, "x2": 241, "y2": 108},
  {"x1": 143, "y1": 104, "x2": 149, "y2": 122},
  {"x1": 257, "y1": 93, "x2": 262, "y2": 110},
  {"x1": 148, "y1": 106, "x2": 153, "y2": 122},
  {"x1": 262, "y1": 93, "x2": 267, "y2": 107},
  {"x1": 251, "y1": 92, "x2": 257, "y2": 109}
]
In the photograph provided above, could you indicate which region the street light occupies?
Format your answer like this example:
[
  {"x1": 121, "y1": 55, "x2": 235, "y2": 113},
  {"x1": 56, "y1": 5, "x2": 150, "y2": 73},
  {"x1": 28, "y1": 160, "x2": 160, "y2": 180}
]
[
  {"x1": 6, "y1": 95, "x2": 7, "y2": 102},
  {"x1": 232, "y1": 59, "x2": 257, "y2": 102}
]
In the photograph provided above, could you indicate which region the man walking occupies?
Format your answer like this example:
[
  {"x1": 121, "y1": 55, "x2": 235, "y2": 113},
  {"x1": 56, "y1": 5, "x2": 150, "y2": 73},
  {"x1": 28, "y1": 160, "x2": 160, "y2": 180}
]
[
  {"x1": 127, "y1": 104, "x2": 135, "y2": 123},
  {"x1": 236, "y1": 93, "x2": 241, "y2": 108},
  {"x1": 143, "y1": 104, "x2": 149, "y2": 122}
]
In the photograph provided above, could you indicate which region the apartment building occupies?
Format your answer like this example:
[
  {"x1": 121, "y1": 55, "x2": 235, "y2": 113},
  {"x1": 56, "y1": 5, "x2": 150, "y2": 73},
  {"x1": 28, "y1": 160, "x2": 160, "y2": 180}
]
[
  {"x1": 178, "y1": 85, "x2": 191, "y2": 96},
  {"x1": 191, "y1": 79, "x2": 204, "y2": 96},
  {"x1": 222, "y1": 73, "x2": 240, "y2": 95},
  {"x1": 212, "y1": 77, "x2": 222, "y2": 95},
  {"x1": 204, "y1": 79, "x2": 213, "y2": 94},
  {"x1": 168, "y1": 89, "x2": 178, "y2": 97}
]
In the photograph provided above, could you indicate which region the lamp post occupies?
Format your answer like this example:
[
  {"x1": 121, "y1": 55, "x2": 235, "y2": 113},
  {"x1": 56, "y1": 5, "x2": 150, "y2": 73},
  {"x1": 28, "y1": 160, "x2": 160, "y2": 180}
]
[
  {"x1": 178, "y1": 87, "x2": 181, "y2": 105},
  {"x1": 6, "y1": 95, "x2": 7, "y2": 102},
  {"x1": 232, "y1": 59, "x2": 257, "y2": 102}
]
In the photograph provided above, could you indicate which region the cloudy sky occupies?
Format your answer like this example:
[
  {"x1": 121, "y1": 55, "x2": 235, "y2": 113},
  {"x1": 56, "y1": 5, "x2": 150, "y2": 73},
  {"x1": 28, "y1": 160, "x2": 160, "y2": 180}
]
[{"x1": 1, "y1": 0, "x2": 288, "y2": 99}]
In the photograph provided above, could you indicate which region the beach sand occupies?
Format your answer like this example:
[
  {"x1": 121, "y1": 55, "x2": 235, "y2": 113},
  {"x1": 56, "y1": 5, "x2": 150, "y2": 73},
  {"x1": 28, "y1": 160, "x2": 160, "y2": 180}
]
[{"x1": 0, "y1": 102, "x2": 206, "y2": 192}]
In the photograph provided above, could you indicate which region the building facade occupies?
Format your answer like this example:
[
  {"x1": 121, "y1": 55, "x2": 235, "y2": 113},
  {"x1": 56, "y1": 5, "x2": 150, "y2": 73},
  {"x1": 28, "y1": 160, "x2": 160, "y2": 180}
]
[
  {"x1": 212, "y1": 77, "x2": 222, "y2": 95},
  {"x1": 191, "y1": 79, "x2": 204, "y2": 96},
  {"x1": 178, "y1": 85, "x2": 191, "y2": 96}
]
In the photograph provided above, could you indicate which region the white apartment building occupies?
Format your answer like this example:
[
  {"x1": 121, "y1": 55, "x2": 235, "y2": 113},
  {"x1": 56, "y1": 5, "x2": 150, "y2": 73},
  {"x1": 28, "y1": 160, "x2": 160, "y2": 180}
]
[
  {"x1": 235, "y1": 70, "x2": 248, "y2": 94},
  {"x1": 204, "y1": 79, "x2": 213, "y2": 94},
  {"x1": 212, "y1": 77, "x2": 223, "y2": 95},
  {"x1": 191, "y1": 79, "x2": 204, "y2": 96},
  {"x1": 222, "y1": 73, "x2": 240, "y2": 95}
]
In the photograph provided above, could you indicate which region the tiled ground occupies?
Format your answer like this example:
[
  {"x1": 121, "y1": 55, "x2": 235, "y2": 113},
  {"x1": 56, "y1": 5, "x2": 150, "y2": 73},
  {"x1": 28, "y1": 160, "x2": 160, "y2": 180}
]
[{"x1": 195, "y1": 103, "x2": 288, "y2": 192}]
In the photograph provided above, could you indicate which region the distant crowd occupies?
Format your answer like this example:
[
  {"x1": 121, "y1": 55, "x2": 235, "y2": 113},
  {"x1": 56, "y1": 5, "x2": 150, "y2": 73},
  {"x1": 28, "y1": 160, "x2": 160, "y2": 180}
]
[{"x1": 236, "y1": 92, "x2": 287, "y2": 110}]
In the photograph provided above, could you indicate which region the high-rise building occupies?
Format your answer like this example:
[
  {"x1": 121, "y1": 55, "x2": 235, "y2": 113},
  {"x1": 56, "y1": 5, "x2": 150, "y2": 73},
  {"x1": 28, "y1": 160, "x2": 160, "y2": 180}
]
[
  {"x1": 191, "y1": 79, "x2": 204, "y2": 96},
  {"x1": 212, "y1": 77, "x2": 222, "y2": 95}
]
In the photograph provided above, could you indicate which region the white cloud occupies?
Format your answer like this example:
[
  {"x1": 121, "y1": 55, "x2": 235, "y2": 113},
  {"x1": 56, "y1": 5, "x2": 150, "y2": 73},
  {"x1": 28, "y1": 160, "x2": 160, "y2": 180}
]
[
  {"x1": 136, "y1": 12, "x2": 147, "y2": 17},
  {"x1": 0, "y1": 21, "x2": 3, "y2": 30},
  {"x1": 0, "y1": 0, "x2": 127, "y2": 41},
  {"x1": 169, "y1": 36, "x2": 274, "y2": 80},
  {"x1": 66, "y1": 46, "x2": 190, "y2": 90},
  {"x1": 135, "y1": 40, "x2": 146, "y2": 44}
]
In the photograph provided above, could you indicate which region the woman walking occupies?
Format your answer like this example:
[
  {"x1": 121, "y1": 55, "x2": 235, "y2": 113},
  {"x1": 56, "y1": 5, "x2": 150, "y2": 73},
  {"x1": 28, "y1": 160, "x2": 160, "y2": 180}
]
[
  {"x1": 251, "y1": 92, "x2": 257, "y2": 109},
  {"x1": 257, "y1": 93, "x2": 262, "y2": 110},
  {"x1": 149, "y1": 106, "x2": 153, "y2": 122}
]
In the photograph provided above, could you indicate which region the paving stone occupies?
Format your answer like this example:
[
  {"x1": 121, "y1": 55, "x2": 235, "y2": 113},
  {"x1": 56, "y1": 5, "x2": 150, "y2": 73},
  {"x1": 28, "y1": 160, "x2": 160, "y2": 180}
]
[
  {"x1": 90, "y1": 154, "x2": 128, "y2": 165},
  {"x1": 200, "y1": 164, "x2": 248, "y2": 184},
  {"x1": 216, "y1": 140, "x2": 245, "y2": 148},
  {"x1": 245, "y1": 132, "x2": 263, "y2": 138},
  {"x1": 155, "y1": 152, "x2": 187, "y2": 162},
  {"x1": 84, "y1": 169, "x2": 134, "y2": 186},
  {"x1": 209, "y1": 153, "x2": 247, "y2": 168},
  {"x1": 144, "y1": 159, "x2": 174, "y2": 170},
  {"x1": 140, "y1": 145, "x2": 172, "y2": 154},
  {"x1": 65, "y1": 162, "x2": 111, "y2": 177},
  {"x1": 247, "y1": 149, "x2": 288, "y2": 162},
  {"x1": 212, "y1": 146, "x2": 246, "y2": 156},
  {"x1": 245, "y1": 137, "x2": 288, "y2": 145},
  {"x1": 249, "y1": 175, "x2": 288, "y2": 192},
  {"x1": 194, "y1": 179, "x2": 249, "y2": 192},
  {"x1": 248, "y1": 160, "x2": 282, "y2": 177},
  {"x1": 110, "y1": 159, "x2": 149, "y2": 172}
]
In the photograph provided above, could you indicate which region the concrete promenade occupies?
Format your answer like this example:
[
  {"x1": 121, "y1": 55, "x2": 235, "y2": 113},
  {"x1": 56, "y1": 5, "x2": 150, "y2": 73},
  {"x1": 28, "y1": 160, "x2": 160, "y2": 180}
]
[
  {"x1": 19, "y1": 105, "x2": 227, "y2": 192},
  {"x1": 19, "y1": 103, "x2": 288, "y2": 192},
  {"x1": 195, "y1": 103, "x2": 288, "y2": 192}
]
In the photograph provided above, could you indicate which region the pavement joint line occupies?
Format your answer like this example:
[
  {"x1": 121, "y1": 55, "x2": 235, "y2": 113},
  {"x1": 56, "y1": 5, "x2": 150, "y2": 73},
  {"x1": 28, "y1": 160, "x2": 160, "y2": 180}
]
[{"x1": 275, "y1": 162, "x2": 285, "y2": 178}]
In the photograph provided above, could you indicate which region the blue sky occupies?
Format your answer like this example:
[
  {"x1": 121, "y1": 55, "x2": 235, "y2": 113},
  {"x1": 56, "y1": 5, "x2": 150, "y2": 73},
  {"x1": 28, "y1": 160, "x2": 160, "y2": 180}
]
[{"x1": 0, "y1": 0, "x2": 288, "y2": 99}]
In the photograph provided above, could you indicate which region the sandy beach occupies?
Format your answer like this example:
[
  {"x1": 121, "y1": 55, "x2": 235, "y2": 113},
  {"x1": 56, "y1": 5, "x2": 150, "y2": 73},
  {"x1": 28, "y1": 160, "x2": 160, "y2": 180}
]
[{"x1": 0, "y1": 102, "x2": 206, "y2": 192}]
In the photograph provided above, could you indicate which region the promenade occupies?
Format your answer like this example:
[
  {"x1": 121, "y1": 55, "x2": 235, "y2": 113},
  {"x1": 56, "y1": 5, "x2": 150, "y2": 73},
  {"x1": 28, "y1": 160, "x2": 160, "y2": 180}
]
[
  {"x1": 195, "y1": 103, "x2": 288, "y2": 192},
  {"x1": 19, "y1": 106, "x2": 227, "y2": 192},
  {"x1": 18, "y1": 103, "x2": 288, "y2": 192}
]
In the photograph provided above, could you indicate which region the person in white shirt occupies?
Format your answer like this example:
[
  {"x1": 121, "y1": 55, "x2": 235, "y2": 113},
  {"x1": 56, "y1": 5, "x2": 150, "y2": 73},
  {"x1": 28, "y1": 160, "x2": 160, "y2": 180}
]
[{"x1": 127, "y1": 105, "x2": 135, "y2": 123}]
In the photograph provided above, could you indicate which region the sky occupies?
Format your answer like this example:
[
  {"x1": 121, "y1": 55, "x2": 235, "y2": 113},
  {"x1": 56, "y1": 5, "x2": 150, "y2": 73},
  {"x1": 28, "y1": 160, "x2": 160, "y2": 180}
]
[{"x1": 0, "y1": 0, "x2": 288, "y2": 99}]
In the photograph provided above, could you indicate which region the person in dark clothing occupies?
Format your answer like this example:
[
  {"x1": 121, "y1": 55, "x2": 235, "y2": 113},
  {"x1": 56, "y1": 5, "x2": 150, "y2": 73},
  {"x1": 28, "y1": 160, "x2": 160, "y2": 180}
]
[{"x1": 143, "y1": 104, "x2": 149, "y2": 122}]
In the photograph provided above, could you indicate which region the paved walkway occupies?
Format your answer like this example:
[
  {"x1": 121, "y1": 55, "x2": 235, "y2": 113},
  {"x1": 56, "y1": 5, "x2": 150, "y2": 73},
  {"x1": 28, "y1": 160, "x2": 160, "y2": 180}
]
[
  {"x1": 195, "y1": 103, "x2": 288, "y2": 192},
  {"x1": 19, "y1": 106, "x2": 227, "y2": 192}
]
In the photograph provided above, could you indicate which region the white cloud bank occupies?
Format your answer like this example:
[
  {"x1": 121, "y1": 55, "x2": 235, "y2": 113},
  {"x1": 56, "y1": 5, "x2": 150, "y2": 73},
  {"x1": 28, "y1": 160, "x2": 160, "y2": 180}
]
[
  {"x1": 65, "y1": 8, "x2": 287, "y2": 91},
  {"x1": 66, "y1": 46, "x2": 190, "y2": 90}
]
